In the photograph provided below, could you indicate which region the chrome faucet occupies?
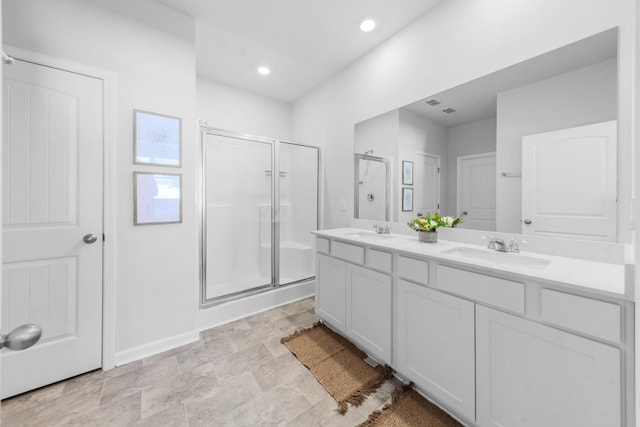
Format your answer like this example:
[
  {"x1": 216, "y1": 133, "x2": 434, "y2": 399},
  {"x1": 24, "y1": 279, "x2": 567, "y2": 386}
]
[
  {"x1": 483, "y1": 236, "x2": 507, "y2": 252},
  {"x1": 507, "y1": 238, "x2": 526, "y2": 253},
  {"x1": 373, "y1": 224, "x2": 391, "y2": 234}
]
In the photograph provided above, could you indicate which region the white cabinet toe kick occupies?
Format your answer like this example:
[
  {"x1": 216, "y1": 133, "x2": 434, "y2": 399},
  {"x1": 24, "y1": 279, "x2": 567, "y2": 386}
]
[{"x1": 313, "y1": 232, "x2": 634, "y2": 427}]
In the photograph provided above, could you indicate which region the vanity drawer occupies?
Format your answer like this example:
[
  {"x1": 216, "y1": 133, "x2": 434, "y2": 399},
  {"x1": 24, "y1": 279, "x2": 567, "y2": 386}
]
[
  {"x1": 541, "y1": 289, "x2": 621, "y2": 343},
  {"x1": 332, "y1": 241, "x2": 365, "y2": 264},
  {"x1": 398, "y1": 256, "x2": 429, "y2": 285},
  {"x1": 436, "y1": 265, "x2": 525, "y2": 314},
  {"x1": 317, "y1": 237, "x2": 330, "y2": 254},
  {"x1": 367, "y1": 249, "x2": 392, "y2": 273}
]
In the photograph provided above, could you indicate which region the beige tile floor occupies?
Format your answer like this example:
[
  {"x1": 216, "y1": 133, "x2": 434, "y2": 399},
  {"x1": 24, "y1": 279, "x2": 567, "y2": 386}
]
[{"x1": 1, "y1": 297, "x2": 396, "y2": 426}]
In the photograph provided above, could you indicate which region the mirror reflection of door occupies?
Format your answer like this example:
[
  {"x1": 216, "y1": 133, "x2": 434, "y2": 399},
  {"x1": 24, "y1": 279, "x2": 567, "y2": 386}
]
[
  {"x1": 415, "y1": 153, "x2": 440, "y2": 217},
  {"x1": 457, "y1": 153, "x2": 496, "y2": 231},
  {"x1": 522, "y1": 121, "x2": 617, "y2": 241}
]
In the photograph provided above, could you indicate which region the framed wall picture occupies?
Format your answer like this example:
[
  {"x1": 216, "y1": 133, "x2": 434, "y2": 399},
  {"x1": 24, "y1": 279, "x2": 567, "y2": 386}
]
[
  {"x1": 402, "y1": 187, "x2": 414, "y2": 212},
  {"x1": 134, "y1": 172, "x2": 182, "y2": 225},
  {"x1": 402, "y1": 160, "x2": 413, "y2": 185},
  {"x1": 134, "y1": 110, "x2": 182, "y2": 167}
]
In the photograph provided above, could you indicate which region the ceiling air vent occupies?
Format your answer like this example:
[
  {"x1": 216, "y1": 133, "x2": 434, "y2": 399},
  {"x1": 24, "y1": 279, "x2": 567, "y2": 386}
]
[
  {"x1": 442, "y1": 108, "x2": 457, "y2": 114},
  {"x1": 424, "y1": 99, "x2": 441, "y2": 106}
]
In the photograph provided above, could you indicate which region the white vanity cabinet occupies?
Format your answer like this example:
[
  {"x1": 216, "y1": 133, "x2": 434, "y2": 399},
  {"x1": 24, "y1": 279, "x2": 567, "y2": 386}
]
[
  {"x1": 476, "y1": 305, "x2": 621, "y2": 427},
  {"x1": 313, "y1": 230, "x2": 631, "y2": 427},
  {"x1": 396, "y1": 280, "x2": 475, "y2": 420},
  {"x1": 315, "y1": 253, "x2": 347, "y2": 333},
  {"x1": 346, "y1": 264, "x2": 392, "y2": 363},
  {"x1": 315, "y1": 240, "x2": 392, "y2": 364}
]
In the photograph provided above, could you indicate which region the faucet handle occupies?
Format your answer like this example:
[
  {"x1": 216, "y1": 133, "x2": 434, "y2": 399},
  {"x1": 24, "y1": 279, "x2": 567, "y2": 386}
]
[
  {"x1": 482, "y1": 236, "x2": 496, "y2": 249},
  {"x1": 383, "y1": 224, "x2": 391, "y2": 234},
  {"x1": 508, "y1": 238, "x2": 527, "y2": 253},
  {"x1": 482, "y1": 235, "x2": 497, "y2": 250}
]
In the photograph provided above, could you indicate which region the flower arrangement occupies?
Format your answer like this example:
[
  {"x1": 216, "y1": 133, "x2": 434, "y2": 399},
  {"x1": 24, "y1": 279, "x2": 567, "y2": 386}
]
[{"x1": 407, "y1": 211, "x2": 465, "y2": 233}]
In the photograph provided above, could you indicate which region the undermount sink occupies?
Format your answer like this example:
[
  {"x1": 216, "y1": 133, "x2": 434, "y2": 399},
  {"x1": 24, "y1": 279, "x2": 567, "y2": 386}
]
[
  {"x1": 442, "y1": 247, "x2": 551, "y2": 269},
  {"x1": 345, "y1": 231, "x2": 394, "y2": 241}
]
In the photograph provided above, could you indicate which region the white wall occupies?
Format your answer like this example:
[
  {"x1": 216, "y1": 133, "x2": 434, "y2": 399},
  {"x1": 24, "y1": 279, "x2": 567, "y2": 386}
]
[
  {"x1": 634, "y1": 0, "x2": 640, "y2": 418},
  {"x1": 353, "y1": 109, "x2": 398, "y2": 160},
  {"x1": 292, "y1": 0, "x2": 634, "y2": 234},
  {"x1": 197, "y1": 76, "x2": 292, "y2": 140},
  {"x1": 446, "y1": 117, "x2": 497, "y2": 216},
  {"x1": 3, "y1": 0, "x2": 199, "y2": 361},
  {"x1": 496, "y1": 59, "x2": 619, "y2": 235},
  {"x1": 0, "y1": 1, "x2": 3, "y2": 373},
  {"x1": 397, "y1": 109, "x2": 448, "y2": 223}
]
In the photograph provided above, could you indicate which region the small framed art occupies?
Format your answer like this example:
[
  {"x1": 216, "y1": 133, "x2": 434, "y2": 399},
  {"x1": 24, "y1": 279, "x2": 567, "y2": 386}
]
[
  {"x1": 134, "y1": 172, "x2": 182, "y2": 225},
  {"x1": 402, "y1": 160, "x2": 413, "y2": 185},
  {"x1": 134, "y1": 110, "x2": 182, "y2": 167},
  {"x1": 402, "y1": 187, "x2": 414, "y2": 212}
]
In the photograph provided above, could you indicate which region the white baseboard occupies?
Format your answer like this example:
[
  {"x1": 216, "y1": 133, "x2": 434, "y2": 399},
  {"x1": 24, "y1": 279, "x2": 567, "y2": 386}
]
[
  {"x1": 111, "y1": 281, "x2": 315, "y2": 367},
  {"x1": 113, "y1": 330, "x2": 200, "y2": 367},
  {"x1": 198, "y1": 280, "x2": 315, "y2": 331}
]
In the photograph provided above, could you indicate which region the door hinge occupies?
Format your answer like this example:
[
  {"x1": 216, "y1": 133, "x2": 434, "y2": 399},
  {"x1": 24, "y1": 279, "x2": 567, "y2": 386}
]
[
  {"x1": 437, "y1": 167, "x2": 440, "y2": 173},
  {"x1": 102, "y1": 234, "x2": 106, "y2": 242},
  {"x1": 437, "y1": 203, "x2": 440, "y2": 209}
]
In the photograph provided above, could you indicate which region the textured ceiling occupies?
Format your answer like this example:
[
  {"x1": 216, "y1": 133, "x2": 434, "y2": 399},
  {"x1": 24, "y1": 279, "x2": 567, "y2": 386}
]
[{"x1": 155, "y1": 0, "x2": 445, "y2": 102}]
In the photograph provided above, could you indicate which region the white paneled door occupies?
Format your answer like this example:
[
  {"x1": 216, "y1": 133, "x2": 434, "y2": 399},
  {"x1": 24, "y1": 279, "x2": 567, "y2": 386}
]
[
  {"x1": 457, "y1": 152, "x2": 496, "y2": 231},
  {"x1": 415, "y1": 153, "x2": 440, "y2": 217},
  {"x1": 522, "y1": 121, "x2": 617, "y2": 241},
  {"x1": 2, "y1": 58, "x2": 103, "y2": 398}
]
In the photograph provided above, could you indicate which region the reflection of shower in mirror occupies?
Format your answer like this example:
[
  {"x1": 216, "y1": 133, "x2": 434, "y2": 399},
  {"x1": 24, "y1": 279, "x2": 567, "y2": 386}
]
[
  {"x1": 361, "y1": 150, "x2": 375, "y2": 174},
  {"x1": 354, "y1": 153, "x2": 390, "y2": 221}
]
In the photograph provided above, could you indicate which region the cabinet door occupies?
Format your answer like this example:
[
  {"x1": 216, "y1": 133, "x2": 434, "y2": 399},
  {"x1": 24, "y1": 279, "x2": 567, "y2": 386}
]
[
  {"x1": 315, "y1": 254, "x2": 346, "y2": 332},
  {"x1": 396, "y1": 281, "x2": 475, "y2": 420},
  {"x1": 346, "y1": 264, "x2": 392, "y2": 364},
  {"x1": 476, "y1": 306, "x2": 621, "y2": 427}
]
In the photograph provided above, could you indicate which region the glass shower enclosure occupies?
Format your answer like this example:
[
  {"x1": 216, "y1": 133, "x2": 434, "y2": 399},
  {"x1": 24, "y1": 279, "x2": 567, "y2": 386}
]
[{"x1": 201, "y1": 129, "x2": 319, "y2": 305}]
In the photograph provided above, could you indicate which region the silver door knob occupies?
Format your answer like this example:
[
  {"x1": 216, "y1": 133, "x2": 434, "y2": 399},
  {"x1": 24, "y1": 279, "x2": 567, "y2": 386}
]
[
  {"x1": 83, "y1": 234, "x2": 98, "y2": 244},
  {"x1": 523, "y1": 219, "x2": 532, "y2": 225},
  {"x1": 0, "y1": 324, "x2": 42, "y2": 350}
]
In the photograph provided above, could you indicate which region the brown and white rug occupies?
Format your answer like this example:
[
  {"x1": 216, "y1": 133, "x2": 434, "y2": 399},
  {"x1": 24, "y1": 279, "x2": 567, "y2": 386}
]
[
  {"x1": 281, "y1": 322, "x2": 392, "y2": 414},
  {"x1": 358, "y1": 384, "x2": 463, "y2": 427}
]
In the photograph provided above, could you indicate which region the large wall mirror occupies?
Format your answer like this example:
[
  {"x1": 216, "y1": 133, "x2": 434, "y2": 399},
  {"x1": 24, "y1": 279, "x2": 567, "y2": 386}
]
[{"x1": 354, "y1": 28, "x2": 627, "y2": 242}]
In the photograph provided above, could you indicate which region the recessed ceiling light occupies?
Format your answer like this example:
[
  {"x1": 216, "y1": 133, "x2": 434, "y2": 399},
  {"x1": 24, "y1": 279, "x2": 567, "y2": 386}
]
[
  {"x1": 359, "y1": 18, "x2": 376, "y2": 33},
  {"x1": 257, "y1": 66, "x2": 270, "y2": 76}
]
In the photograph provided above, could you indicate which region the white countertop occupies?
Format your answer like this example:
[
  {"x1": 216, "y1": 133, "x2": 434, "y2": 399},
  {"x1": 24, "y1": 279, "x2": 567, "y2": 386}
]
[{"x1": 313, "y1": 228, "x2": 632, "y2": 301}]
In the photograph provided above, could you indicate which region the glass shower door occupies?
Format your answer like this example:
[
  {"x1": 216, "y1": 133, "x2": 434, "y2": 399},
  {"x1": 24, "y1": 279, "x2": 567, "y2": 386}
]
[
  {"x1": 278, "y1": 142, "x2": 319, "y2": 285},
  {"x1": 203, "y1": 133, "x2": 273, "y2": 300}
]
